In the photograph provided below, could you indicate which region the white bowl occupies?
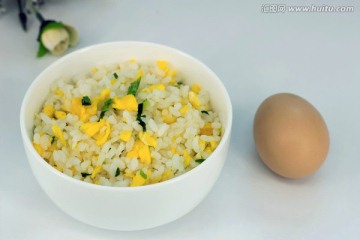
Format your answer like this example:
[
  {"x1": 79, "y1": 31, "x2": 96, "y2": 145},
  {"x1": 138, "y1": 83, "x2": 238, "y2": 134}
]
[{"x1": 20, "y1": 42, "x2": 232, "y2": 231}]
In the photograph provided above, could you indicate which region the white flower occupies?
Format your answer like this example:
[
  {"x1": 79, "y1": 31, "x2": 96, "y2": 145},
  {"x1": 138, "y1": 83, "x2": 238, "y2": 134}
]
[
  {"x1": 41, "y1": 28, "x2": 69, "y2": 55},
  {"x1": 37, "y1": 22, "x2": 78, "y2": 57}
]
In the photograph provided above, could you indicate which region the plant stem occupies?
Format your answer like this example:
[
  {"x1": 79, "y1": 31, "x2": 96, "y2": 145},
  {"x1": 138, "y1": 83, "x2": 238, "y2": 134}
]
[
  {"x1": 32, "y1": 4, "x2": 45, "y2": 23},
  {"x1": 17, "y1": 0, "x2": 27, "y2": 31}
]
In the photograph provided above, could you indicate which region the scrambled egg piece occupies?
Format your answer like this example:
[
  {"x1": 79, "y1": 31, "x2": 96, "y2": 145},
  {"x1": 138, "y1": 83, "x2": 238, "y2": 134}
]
[
  {"x1": 137, "y1": 69, "x2": 143, "y2": 78},
  {"x1": 162, "y1": 115, "x2": 177, "y2": 124},
  {"x1": 141, "y1": 84, "x2": 165, "y2": 93},
  {"x1": 210, "y1": 141, "x2": 217, "y2": 150},
  {"x1": 161, "y1": 171, "x2": 173, "y2": 182},
  {"x1": 183, "y1": 150, "x2": 191, "y2": 167},
  {"x1": 156, "y1": 60, "x2": 168, "y2": 72},
  {"x1": 55, "y1": 89, "x2": 64, "y2": 97},
  {"x1": 91, "y1": 165, "x2": 102, "y2": 179},
  {"x1": 199, "y1": 139, "x2": 206, "y2": 151},
  {"x1": 126, "y1": 140, "x2": 151, "y2": 163},
  {"x1": 191, "y1": 84, "x2": 201, "y2": 94},
  {"x1": 93, "y1": 122, "x2": 111, "y2": 145},
  {"x1": 138, "y1": 144, "x2": 151, "y2": 163},
  {"x1": 81, "y1": 120, "x2": 111, "y2": 146},
  {"x1": 205, "y1": 146, "x2": 212, "y2": 154},
  {"x1": 131, "y1": 173, "x2": 146, "y2": 187},
  {"x1": 43, "y1": 105, "x2": 55, "y2": 118},
  {"x1": 171, "y1": 147, "x2": 180, "y2": 155},
  {"x1": 188, "y1": 91, "x2": 201, "y2": 110},
  {"x1": 125, "y1": 172, "x2": 135, "y2": 178},
  {"x1": 33, "y1": 142, "x2": 44, "y2": 156},
  {"x1": 71, "y1": 97, "x2": 98, "y2": 122},
  {"x1": 112, "y1": 95, "x2": 138, "y2": 112},
  {"x1": 52, "y1": 124, "x2": 66, "y2": 147},
  {"x1": 156, "y1": 60, "x2": 177, "y2": 82},
  {"x1": 110, "y1": 79, "x2": 117, "y2": 85},
  {"x1": 200, "y1": 123, "x2": 213, "y2": 136},
  {"x1": 47, "y1": 145, "x2": 57, "y2": 152},
  {"x1": 168, "y1": 70, "x2": 177, "y2": 84},
  {"x1": 119, "y1": 130, "x2": 132, "y2": 142},
  {"x1": 81, "y1": 121, "x2": 102, "y2": 137},
  {"x1": 99, "y1": 88, "x2": 111, "y2": 101},
  {"x1": 126, "y1": 140, "x2": 142, "y2": 159},
  {"x1": 180, "y1": 105, "x2": 189, "y2": 115},
  {"x1": 139, "y1": 132, "x2": 157, "y2": 148},
  {"x1": 149, "y1": 84, "x2": 165, "y2": 92},
  {"x1": 168, "y1": 70, "x2": 176, "y2": 77},
  {"x1": 55, "y1": 110, "x2": 66, "y2": 120},
  {"x1": 130, "y1": 170, "x2": 151, "y2": 187}
]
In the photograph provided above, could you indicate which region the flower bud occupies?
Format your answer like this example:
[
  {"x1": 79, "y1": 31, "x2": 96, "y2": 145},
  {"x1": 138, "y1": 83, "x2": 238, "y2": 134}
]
[{"x1": 41, "y1": 28, "x2": 69, "y2": 55}]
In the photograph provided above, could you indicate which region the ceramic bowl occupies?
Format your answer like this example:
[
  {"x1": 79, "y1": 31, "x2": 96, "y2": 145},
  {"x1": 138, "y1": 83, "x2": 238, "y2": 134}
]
[{"x1": 20, "y1": 41, "x2": 232, "y2": 231}]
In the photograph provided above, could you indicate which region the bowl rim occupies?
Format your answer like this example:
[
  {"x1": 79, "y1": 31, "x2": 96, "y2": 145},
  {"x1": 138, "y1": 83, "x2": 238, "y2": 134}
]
[{"x1": 20, "y1": 41, "x2": 233, "y2": 192}]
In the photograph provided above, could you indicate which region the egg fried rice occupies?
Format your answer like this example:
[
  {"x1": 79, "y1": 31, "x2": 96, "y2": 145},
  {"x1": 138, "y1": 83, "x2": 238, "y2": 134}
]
[{"x1": 32, "y1": 60, "x2": 222, "y2": 187}]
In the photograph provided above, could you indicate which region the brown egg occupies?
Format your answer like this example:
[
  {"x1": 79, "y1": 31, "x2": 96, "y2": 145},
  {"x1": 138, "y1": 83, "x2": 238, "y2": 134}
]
[{"x1": 253, "y1": 93, "x2": 330, "y2": 179}]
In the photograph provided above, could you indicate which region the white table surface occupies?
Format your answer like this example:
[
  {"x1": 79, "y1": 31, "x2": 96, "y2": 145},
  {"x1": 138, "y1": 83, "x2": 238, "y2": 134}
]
[{"x1": 1, "y1": 0, "x2": 360, "y2": 239}]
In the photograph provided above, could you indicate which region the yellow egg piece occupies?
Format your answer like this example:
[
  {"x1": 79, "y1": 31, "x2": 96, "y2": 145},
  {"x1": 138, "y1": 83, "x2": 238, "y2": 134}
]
[{"x1": 112, "y1": 95, "x2": 138, "y2": 112}]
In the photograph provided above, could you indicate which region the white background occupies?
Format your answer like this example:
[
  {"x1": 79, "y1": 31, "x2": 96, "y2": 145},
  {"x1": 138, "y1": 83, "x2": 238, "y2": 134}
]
[{"x1": 1, "y1": 0, "x2": 360, "y2": 239}]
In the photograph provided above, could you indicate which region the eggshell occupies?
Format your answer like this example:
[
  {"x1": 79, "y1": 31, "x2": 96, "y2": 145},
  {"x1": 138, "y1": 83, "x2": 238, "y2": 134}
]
[{"x1": 253, "y1": 93, "x2": 330, "y2": 179}]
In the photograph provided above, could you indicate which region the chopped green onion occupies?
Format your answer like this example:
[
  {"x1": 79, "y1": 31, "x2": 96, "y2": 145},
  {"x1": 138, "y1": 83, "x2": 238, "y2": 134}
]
[
  {"x1": 51, "y1": 136, "x2": 56, "y2": 144},
  {"x1": 138, "y1": 119, "x2": 146, "y2": 131},
  {"x1": 82, "y1": 96, "x2": 91, "y2": 106},
  {"x1": 201, "y1": 110, "x2": 209, "y2": 115},
  {"x1": 115, "y1": 167, "x2": 120, "y2": 177},
  {"x1": 143, "y1": 99, "x2": 150, "y2": 109},
  {"x1": 113, "y1": 72, "x2": 118, "y2": 79},
  {"x1": 175, "y1": 81, "x2": 184, "y2": 89},
  {"x1": 81, "y1": 172, "x2": 91, "y2": 177},
  {"x1": 99, "y1": 98, "x2": 114, "y2": 120},
  {"x1": 137, "y1": 103, "x2": 146, "y2": 131},
  {"x1": 195, "y1": 159, "x2": 205, "y2": 164},
  {"x1": 127, "y1": 77, "x2": 141, "y2": 95},
  {"x1": 140, "y1": 170, "x2": 147, "y2": 179}
]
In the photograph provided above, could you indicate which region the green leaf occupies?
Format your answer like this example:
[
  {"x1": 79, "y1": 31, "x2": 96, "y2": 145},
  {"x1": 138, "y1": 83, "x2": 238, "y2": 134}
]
[
  {"x1": 51, "y1": 136, "x2": 56, "y2": 144},
  {"x1": 82, "y1": 96, "x2": 91, "y2": 106},
  {"x1": 41, "y1": 21, "x2": 64, "y2": 33},
  {"x1": 37, "y1": 42, "x2": 48, "y2": 58},
  {"x1": 115, "y1": 167, "x2": 120, "y2": 177},
  {"x1": 127, "y1": 77, "x2": 141, "y2": 95},
  {"x1": 99, "y1": 98, "x2": 114, "y2": 120},
  {"x1": 140, "y1": 170, "x2": 147, "y2": 179},
  {"x1": 195, "y1": 159, "x2": 205, "y2": 164},
  {"x1": 113, "y1": 72, "x2": 118, "y2": 79},
  {"x1": 81, "y1": 172, "x2": 91, "y2": 177}
]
